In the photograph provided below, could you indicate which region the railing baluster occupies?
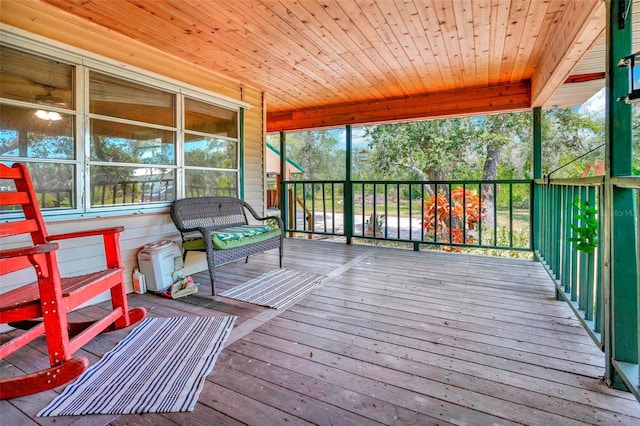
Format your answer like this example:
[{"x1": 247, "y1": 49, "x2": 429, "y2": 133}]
[
  {"x1": 362, "y1": 183, "x2": 365, "y2": 237},
  {"x1": 509, "y1": 183, "x2": 513, "y2": 248},
  {"x1": 585, "y1": 185, "x2": 596, "y2": 322},
  {"x1": 420, "y1": 183, "x2": 425, "y2": 243},
  {"x1": 409, "y1": 183, "x2": 413, "y2": 241},
  {"x1": 493, "y1": 182, "x2": 498, "y2": 247},
  {"x1": 322, "y1": 183, "x2": 327, "y2": 233},
  {"x1": 478, "y1": 184, "x2": 483, "y2": 246},
  {"x1": 563, "y1": 185, "x2": 572, "y2": 294},
  {"x1": 434, "y1": 183, "x2": 439, "y2": 243},
  {"x1": 384, "y1": 183, "x2": 389, "y2": 238},
  {"x1": 396, "y1": 183, "x2": 400, "y2": 240},
  {"x1": 579, "y1": 186, "x2": 588, "y2": 311}
]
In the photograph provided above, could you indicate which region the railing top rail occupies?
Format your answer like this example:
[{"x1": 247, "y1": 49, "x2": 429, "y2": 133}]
[
  {"x1": 285, "y1": 180, "x2": 346, "y2": 184},
  {"x1": 285, "y1": 179, "x2": 532, "y2": 185},
  {"x1": 534, "y1": 176, "x2": 605, "y2": 186},
  {"x1": 611, "y1": 176, "x2": 640, "y2": 189}
]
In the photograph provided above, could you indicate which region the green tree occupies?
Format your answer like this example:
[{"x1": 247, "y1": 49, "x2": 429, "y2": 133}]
[
  {"x1": 285, "y1": 130, "x2": 343, "y2": 180},
  {"x1": 540, "y1": 108, "x2": 603, "y2": 178},
  {"x1": 364, "y1": 118, "x2": 474, "y2": 195}
]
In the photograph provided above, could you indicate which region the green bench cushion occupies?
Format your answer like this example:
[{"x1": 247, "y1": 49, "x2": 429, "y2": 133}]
[
  {"x1": 213, "y1": 225, "x2": 272, "y2": 241},
  {"x1": 183, "y1": 226, "x2": 281, "y2": 250}
]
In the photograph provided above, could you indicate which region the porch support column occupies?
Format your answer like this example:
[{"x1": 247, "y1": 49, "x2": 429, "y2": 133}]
[
  {"x1": 345, "y1": 125, "x2": 353, "y2": 244},
  {"x1": 239, "y1": 108, "x2": 245, "y2": 199},
  {"x1": 279, "y1": 131, "x2": 288, "y2": 236},
  {"x1": 604, "y1": 0, "x2": 637, "y2": 391},
  {"x1": 532, "y1": 107, "x2": 542, "y2": 252}
]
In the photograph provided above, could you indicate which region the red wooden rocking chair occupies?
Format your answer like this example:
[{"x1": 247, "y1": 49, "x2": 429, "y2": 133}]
[{"x1": 0, "y1": 163, "x2": 146, "y2": 399}]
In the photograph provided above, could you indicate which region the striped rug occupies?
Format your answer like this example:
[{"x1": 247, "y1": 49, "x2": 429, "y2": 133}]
[
  {"x1": 220, "y1": 268, "x2": 326, "y2": 309},
  {"x1": 38, "y1": 316, "x2": 235, "y2": 416}
]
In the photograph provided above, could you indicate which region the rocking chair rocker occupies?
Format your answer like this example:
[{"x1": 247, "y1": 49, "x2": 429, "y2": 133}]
[{"x1": 0, "y1": 163, "x2": 146, "y2": 399}]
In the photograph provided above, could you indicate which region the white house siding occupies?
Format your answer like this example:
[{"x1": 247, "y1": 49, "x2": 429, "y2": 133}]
[
  {"x1": 1, "y1": 3, "x2": 267, "y2": 298},
  {"x1": 243, "y1": 86, "x2": 268, "y2": 216}
]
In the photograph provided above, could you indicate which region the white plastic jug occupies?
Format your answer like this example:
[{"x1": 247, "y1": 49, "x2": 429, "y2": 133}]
[{"x1": 132, "y1": 268, "x2": 147, "y2": 294}]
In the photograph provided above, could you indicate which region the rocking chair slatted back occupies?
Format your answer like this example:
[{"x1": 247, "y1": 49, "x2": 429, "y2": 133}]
[{"x1": 0, "y1": 162, "x2": 146, "y2": 400}]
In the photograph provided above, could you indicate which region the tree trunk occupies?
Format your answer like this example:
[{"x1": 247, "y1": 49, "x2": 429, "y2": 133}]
[
  {"x1": 481, "y1": 144, "x2": 500, "y2": 229},
  {"x1": 426, "y1": 169, "x2": 448, "y2": 198}
]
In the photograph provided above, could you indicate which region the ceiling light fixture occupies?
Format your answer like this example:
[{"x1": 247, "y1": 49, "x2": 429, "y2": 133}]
[
  {"x1": 34, "y1": 87, "x2": 65, "y2": 121},
  {"x1": 34, "y1": 110, "x2": 63, "y2": 121}
]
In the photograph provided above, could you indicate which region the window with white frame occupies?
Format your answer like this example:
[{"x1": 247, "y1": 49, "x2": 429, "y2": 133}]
[
  {"x1": 0, "y1": 44, "x2": 240, "y2": 215},
  {"x1": 0, "y1": 45, "x2": 77, "y2": 210}
]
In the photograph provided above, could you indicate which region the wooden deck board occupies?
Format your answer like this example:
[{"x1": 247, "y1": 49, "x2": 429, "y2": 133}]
[{"x1": 2, "y1": 239, "x2": 638, "y2": 425}]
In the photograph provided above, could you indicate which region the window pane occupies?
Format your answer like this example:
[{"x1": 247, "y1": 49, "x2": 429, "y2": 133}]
[
  {"x1": 90, "y1": 165, "x2": 175, "y2": 206},
  {"x1": 184, "y1": 135, "x2": 237, "y2": 168},
  {"x1": 89, "y1": 72, "x2": 175, "y2": 127},
  {"x1": 0, "y1": 105, "x2": 74, "y2": 159},
  {"x1": 90, "y1": 119, "x2": 175, "y2": 164},
  {"x1": 0, "y1": 46, "x2": 74, "y2": 108},
  {"x1": 185, "y1": 169, "x2": 237, "y2": 197},
  {"x1": 0, "y1": 161, "x2": 75, "y2": 211},
  {"x1": 185, "y1": 98, "x2": 237, "y2": 138}
]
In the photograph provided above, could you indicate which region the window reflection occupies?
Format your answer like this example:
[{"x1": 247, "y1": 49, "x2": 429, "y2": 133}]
[
  {"x1": 0, "y1": 162, "x2": 75, "y2": 210},
  {"x1": 185, "y1": 169, "x2": 237, "y2": 197},
  {"x1": 184, "y1": 135, "x2": 237, "y2": 168},
  {"x1": 90, "y1": 72, "x2": 175, "y2": 127},
  {"x1": 185, "y1": 98, "x2": 237, "y2": 138},
  {"x1": 0, "y1": 104, "x2": 74, "y2": 159},
  {"x1": 90, "y1": 120, "x2": 175, "y2": 164},
  {"x1": 90, "y1": 165, "x2": 175, "y2": 206},
  {"x1": 0, "y1": 46, "x2": 74, "y2": 108}
]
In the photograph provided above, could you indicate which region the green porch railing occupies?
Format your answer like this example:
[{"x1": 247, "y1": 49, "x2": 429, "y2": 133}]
[
  {"x1": 608, "y1": 176, "x2": 640, "y2": 400},
  {"x1": 283, "y1": 179, "x2": 531, "y2": 252},
  {"x1": 534, "y1": 177, "x2": 605, "y2": 347},
  {"x1": 535, "y1": 176, "x2": 640, "y2": 400}
]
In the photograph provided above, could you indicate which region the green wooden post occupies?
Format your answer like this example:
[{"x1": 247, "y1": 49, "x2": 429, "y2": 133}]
[
  {"x1": 605, "y1": 0, "x2": 638, "y2": 391},
  {"x1": 239, "y1": 108, "x2": 245, "y2": 199},
  {"x1": 279, "y1": 131, "x2": 288, "y2": 234},
  {"x1": 345, "y1": 125, "x2": 353, "y2": 244},
  {"x1": 532, "y1": 107, "x2": 542, "y2": 252}
]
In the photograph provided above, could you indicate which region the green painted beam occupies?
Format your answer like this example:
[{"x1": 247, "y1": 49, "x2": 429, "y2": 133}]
[
  {"x1": 279, "y1": 131, "x2": 288, "y2": 235},
  {"x1": 532, "y1": 107, "x2": 542, "y2": 252},
  {"x1": 345, "y1": 125, "x2": 353, "y2": 244},
  {"x1": 605, "y1": 0, "x2": 638, "y2": 391},
  {"x1": 239, "y1": 108, "x2": 244, "y2": 199},
  {"x1": 533, "y1": 107, "x2": 542, "y2": 180}
]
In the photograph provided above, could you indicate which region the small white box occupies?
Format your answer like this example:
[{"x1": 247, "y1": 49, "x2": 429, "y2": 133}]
[{"x1": 137, "y1": 240, "x2": 183, "y2": 292}]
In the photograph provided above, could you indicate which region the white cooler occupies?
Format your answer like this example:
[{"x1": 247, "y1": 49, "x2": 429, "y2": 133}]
[{"x1": 137, "y1": 240, "x2": 183, "y2": 292}]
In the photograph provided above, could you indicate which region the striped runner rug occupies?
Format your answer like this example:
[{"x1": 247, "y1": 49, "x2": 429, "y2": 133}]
[
  {"x1": 220, "y1": 268, "x2": 326, "y2": 309},
  {"x1": 38, "y1": 316, "x2": 235, "y2": 416}
]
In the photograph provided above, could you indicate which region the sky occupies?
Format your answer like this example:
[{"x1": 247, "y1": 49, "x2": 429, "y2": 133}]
[{"x1": 577, "y1": 87, "x2": 606, "y2": 117}]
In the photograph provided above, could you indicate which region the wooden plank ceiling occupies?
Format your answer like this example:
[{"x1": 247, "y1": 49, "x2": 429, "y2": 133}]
[{"x1": 31, "y1": 0, "x2": 606, "y2": 130}]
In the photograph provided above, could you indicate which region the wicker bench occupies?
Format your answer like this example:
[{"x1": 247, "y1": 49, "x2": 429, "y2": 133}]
[{"x1": 170, "y1": 196, "x2": 284, "y2": 295}]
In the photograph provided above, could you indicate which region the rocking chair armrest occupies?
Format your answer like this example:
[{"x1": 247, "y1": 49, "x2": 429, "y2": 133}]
[
  {"x1": 48, "y1": 226, "x2": 125, "y2": 241},
  {"x1": 0, "y1": 242, "x2": 59, "y2": 260}
]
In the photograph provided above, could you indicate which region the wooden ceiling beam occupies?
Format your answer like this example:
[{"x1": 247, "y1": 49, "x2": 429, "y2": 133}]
[
  {"x1": 267, "y1": 82, "x2": 531, "y2": 132},
  {"x1": 530, "y1": 0, "x2": 606, "y2": 107}
]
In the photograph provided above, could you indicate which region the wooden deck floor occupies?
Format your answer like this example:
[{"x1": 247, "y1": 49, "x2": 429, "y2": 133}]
[{"x1": 2, "y1": 239, "x2": 639, "y2": 425}]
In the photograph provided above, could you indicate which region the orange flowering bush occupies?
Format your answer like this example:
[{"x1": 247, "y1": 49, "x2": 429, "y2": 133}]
[{"x1": 423, "y1": 188, "x2": 482, "y2": 245}]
